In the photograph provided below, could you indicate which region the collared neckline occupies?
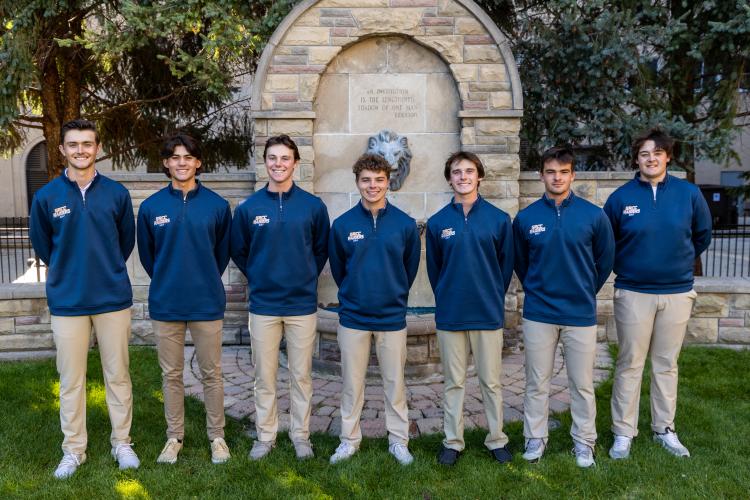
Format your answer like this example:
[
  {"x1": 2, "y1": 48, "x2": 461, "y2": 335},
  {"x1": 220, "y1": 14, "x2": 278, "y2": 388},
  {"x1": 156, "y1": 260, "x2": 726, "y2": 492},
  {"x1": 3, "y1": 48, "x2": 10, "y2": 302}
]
[
  {"x1": 542, "y1": 191, "x2": 574, "y2": 208},
  {"x1": 63, "y1": 168, "x2": 99, "y2": 192},
  {"x1": 358, "y1": 198, "x2": 389, "y2": 218},
  {"x1": 264, "y1": 182, "x2": 297, "y2": 200},
  {"x1": 168, "y1": 179, "x2": 202, "y2": 200},
  {"x1": 451, "y1": 194, "x2": 483, "y2": 215},
  {"x1": 634, "y1": 171, "x2": 671, "y2": 188}
]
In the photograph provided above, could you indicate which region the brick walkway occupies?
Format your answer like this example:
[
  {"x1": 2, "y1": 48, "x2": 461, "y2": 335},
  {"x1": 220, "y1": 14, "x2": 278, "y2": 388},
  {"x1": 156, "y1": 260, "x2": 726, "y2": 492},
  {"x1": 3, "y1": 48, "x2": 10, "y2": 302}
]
[{"x1": 184, "y1": 344, "x2": 612, "y2": 438}]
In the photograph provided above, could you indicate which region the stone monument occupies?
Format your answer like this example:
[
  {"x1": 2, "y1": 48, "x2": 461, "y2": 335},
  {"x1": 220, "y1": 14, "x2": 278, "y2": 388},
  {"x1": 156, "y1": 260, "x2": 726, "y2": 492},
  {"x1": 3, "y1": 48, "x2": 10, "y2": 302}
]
[{"x1": 250, "y1": 0, "x2": 523, "y2": 377}]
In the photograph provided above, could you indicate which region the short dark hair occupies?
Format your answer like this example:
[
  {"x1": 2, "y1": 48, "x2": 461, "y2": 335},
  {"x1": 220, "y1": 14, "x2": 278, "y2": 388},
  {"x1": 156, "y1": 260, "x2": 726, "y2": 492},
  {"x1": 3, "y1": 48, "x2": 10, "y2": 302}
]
[
  {"x1": 631, "y1": 128, "x2": 674, "y2": 166},
  {"x1": 353, "y1": 153, "x2": 391, "y2": 180},
  {"x1": 264, "y1": 135, "x2": 300, "y2": 161},
  {"x1": 443, "y1": 151, "x2": 485, "y2": 181},
  {"x1": 540, "y1": 146, "x2": 576, "y2": 172},
  {"x1": 60, "y1": 119, "x2": 99, "y2": 144},
  {"x1": 160, "y1": 132, "x2": 202, "y2": 178}
]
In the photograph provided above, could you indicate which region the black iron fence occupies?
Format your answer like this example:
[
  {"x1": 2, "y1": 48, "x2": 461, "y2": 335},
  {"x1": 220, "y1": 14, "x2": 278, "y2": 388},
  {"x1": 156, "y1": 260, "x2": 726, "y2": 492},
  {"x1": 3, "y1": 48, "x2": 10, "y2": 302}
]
[
  {"x1": 0, "y1": 217, "x2": 44, "y2": 284},
  {"x1": 701, "y1": 224, "x2": 750, "y2": 277}
]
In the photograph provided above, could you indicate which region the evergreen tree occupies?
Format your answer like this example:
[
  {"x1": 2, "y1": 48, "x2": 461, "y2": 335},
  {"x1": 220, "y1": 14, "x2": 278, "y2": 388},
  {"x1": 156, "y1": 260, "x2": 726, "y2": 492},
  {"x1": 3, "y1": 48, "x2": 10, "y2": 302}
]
[{"x1": 0, "y1": 0, "x2": 294, "y2": 178}]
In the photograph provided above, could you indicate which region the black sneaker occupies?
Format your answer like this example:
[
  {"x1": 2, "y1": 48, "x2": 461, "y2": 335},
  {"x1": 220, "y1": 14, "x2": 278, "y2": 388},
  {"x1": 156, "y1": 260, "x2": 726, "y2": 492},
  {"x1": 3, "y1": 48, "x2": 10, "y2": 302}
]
[
  {"x1": 437, "y1": 446, "x2": 460, "y2": 466},
  {"x1": 489, "y1": 445, "x2": 512, "y2": 464}
]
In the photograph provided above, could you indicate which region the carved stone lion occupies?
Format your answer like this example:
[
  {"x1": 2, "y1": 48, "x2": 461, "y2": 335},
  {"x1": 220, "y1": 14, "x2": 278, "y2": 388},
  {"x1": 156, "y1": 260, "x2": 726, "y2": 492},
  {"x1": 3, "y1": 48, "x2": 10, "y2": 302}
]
[{"x1": 366, "y1": 130, "x2": 412, "y2": 191}]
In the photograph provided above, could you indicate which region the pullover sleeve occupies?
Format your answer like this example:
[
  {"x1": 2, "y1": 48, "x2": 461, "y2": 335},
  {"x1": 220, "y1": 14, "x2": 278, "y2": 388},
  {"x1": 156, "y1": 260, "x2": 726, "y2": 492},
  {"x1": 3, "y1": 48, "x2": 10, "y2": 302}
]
[
  {"x1": 593, "y1": 211, "x2": 615, "y2": 292},
  {"x1": 229, "y1": 205, "x2": 250, "y2": 279},
  {"x1": 313, "y1": 202, "x2": 331, "y2": 275},
  {"x1": 603, "y1": 196, "x2": 620, "y2": 239},
  {"x1": 117, "y1": 192, "x2": 136, "y2": 261},
  {"x1": 425, "y1": 223, "x2": 442, "y2": 291},
  {"x1": 29, "y1": 195, "x2": 52, "y2": 266},
  {"x1": 497, "y1": 215, "x2": 514, "y2": 293},
  {"x1": 136, "y1": 206, "x2": 155, "y2": 278},
  {"x1": 512, "y1": 215, "x2": 528, "y2": 285},
  {"x1": 328, "y1": 222, "x2": 346, "y2": 287},
  {"x1": 404, "y1": 222, "x2": 421, "y2": 288},
  {"x1": 215, "y1": 202, "x2": 232, "y2": 275},
  {"x1": 691, "y1": 189, "x2": 713, "y2": 256}
]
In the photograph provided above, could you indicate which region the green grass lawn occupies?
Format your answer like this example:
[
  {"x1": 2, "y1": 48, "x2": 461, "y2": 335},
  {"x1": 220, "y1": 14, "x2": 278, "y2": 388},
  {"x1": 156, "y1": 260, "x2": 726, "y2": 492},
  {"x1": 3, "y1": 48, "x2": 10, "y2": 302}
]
[{"x1": 1, "y1": 346, "x2": 748, "y2": 499}]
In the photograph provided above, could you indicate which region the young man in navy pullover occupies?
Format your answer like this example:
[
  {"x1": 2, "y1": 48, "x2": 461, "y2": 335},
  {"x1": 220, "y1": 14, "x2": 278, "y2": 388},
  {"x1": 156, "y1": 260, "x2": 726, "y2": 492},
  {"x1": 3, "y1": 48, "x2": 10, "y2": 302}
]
[
  {"x1": 425, "y1": 151, "x2": 514, "y2": 467},
  {"x1": 29, "y1": 119, "x2": 139, "y2": 478},
  {"x1": 605, "y1": 129, "x2": 711, "y2": 460},
  {"x1": 328, "y1": 154, "x2": 421, "y2": 466},
  {"x1": 230, "y1": 135, "x2": 330, "y2": 461},
  {"x1": 137, "y1": 133, "x2": 232, "y2": 465},
  {"x1": 513, "y1": 147, "x2": 614, "y2": 467}
]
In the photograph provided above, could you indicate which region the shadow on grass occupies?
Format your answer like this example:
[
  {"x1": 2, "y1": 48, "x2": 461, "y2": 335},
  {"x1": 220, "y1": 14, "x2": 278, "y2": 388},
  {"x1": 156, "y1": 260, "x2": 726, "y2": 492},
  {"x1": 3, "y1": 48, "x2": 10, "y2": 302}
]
[{"x1": 0, "y1": 346, "x2": 748, "y2": 499}]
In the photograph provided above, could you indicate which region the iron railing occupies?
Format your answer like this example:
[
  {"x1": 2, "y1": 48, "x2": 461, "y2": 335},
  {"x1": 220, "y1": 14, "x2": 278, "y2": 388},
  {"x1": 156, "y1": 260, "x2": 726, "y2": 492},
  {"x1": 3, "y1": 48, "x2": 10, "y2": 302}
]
[
  {"x1": 701, "y1": 224, "x2": 750, "y2": 277},
  {"x1": 0, "y1": 217, "x2": 44, "y2": 283}
]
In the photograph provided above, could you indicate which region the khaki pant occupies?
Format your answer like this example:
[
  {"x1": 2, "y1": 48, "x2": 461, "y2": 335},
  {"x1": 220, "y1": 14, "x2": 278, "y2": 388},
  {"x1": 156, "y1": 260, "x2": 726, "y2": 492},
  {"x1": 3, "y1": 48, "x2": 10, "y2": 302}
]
[
  {"x1": 338, "y1": 325, "x2": 409, "y2": 448},
  {"x1": 437, "y1": 329, "x2": 508, "y2": 451},
  {"x1": 51, "y1": 308, "x2": 133, "y2": 455},
  {"x1": 250, "y1": 313, "x2": 317, "y2": 443},
  {"x1": 611, "y1": 288, "x2": 697, "y2": 437},
  {"x1": 154, "y1": 320, "x2": 225, "y2": 441},
  {"x1": 522, "y1": 320, "x2": 598, "y2": 447}
]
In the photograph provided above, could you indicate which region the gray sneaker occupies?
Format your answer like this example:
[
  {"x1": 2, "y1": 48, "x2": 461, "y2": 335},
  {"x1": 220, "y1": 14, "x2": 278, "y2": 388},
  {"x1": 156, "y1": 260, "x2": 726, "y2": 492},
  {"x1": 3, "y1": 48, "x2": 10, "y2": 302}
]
[
  {"x1": 573, "y1": 441, "x2": 596, "y2": 468},
  {"x1": 609, "y1": 435, "x2": 632, "y2": 459},
  {"x1": 248, "y1": 440, "x2": 275, "y2": 461},
  {"x1": 293, "y1": 440, "x2": 314, "y2": 460},
  {"x1": 522, "y1": 438, "x2": 546, "y2": 462},
  {"x1": 653, "y1": 428, "x2": 690, "y2": 457}
]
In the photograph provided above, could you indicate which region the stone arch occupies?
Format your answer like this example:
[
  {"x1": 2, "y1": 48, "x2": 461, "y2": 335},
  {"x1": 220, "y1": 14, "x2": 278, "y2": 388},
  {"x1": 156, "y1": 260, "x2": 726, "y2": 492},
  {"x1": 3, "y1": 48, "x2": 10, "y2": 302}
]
[
  {"x1": 20, "y1": 136, "x2": 48, "y2": 213},
  {"x1": 251, "y1": 0, "x2": 522, "y2": 113},
  {"x1": 251, "y1": 0, "x2": 523, "y2": 218}
]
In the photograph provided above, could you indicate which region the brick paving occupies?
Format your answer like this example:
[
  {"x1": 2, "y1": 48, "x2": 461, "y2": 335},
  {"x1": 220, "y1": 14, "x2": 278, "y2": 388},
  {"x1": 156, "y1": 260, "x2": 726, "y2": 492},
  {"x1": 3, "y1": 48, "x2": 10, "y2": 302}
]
[{"x1": 184, "y1": 344, "x2": 613, "y2": 438}]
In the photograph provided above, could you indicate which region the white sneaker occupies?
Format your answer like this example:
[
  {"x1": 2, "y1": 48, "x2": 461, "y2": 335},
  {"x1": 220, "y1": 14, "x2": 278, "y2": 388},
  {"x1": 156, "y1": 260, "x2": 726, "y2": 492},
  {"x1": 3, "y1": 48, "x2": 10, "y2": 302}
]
[
  {"x1": 157, "y1": 438, "x2": 183, "y2": 464},
  {"x1": 654, "y1": 428, "x2": 690, "y2": 457},
  {"x1": 112, "y1": 443, "x2": 140, "y2": 470},
  {"x1": 609, "y1": 435, "x2": 632, "y2": 459},
  {"x1": 388, "y1": 443, "x2": 414, "y2": 466},
  {"x1": 522, "y1": 438, "x2": 546, "y2": 462},
  {"x1": 573, "y1": 441, "x2": 596, "y2": 468},
  {"x1": 329, "y1": 441, "x2": 357, "y2": 464},
  {"x1": 211, "y1": 437, "x2": 231, "y2": 464},
  {"x1": 53, "y1": 452, "x2": 86, "y2": 479}
]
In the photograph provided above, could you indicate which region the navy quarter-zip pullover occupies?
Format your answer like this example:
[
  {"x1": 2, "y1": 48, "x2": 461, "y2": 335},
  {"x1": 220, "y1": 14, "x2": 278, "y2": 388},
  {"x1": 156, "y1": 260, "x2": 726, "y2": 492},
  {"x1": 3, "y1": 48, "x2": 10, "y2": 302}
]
[
  {"x1": 604, "y1": 173, "x2": 712, "y2": 294},
  {"x1": 426, "y1": 196, "x2": 514, "y2": 331},
  {"x1": 329, "y1": 201, "x2": 421, "y2": 331},
  {"x1": 513, "y1": 193, "x2": 615, "y2": 327},
  {"x1": 29, "y1": 172, "x2": 135, "y2": 316},
  {"x1": 230, "y1": 183, "x2": 330, "y2": 316},
  {"x1": 137, "y1": 181, "x2": 232, "y2": 321}
]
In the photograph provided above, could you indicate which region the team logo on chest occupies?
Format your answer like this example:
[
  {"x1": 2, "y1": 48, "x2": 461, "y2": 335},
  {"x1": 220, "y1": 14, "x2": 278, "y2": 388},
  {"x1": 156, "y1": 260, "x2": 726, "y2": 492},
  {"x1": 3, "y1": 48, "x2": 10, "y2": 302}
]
[
  {"x1": 529, "y1": 224, "x2": 546, "y2": 236},
  {"x1": 441, "y1": 227, "x2": 456, "y2": 240},
  {"x1": 53, "y1": 206, "x2": 71, "y2": 219},
  {"x1": 347, "y1": 231, "x2": 364, "y2": 242},
  {"x1": 153, "y1": 215, "x2": 171, "y2": 227},
  {"x1": 623, "y1": 205, "x2": 640, "y2": 216},
  {"x1": 253, "y1": 215, "x2": 270, "y2": 226}
]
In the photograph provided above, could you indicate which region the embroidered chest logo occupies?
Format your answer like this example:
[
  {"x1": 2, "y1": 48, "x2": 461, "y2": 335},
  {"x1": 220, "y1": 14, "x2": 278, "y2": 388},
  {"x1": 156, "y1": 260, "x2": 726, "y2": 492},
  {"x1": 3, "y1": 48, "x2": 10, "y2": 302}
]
[
  {"x1": 153, "y1": 215, "x2": 171, "y2": 227},
  {"x1": 529, "y1": 224, "x2": 546, "y2": 236},
  {"x1": 53, "y1": 206, "x2": 71, "y2": 219},
  {"x1": 441, "y1": 228, "x2": 456, "y2": 240},
  {"x1": 253, "y1": 215, "x2": 270, "y2": 226},
  {"x1": 347, "y1": 231, "x2": 365, "y2": 242},
  {"x1": 623, "y1": 205, "x2": 640, "y2": 216}
]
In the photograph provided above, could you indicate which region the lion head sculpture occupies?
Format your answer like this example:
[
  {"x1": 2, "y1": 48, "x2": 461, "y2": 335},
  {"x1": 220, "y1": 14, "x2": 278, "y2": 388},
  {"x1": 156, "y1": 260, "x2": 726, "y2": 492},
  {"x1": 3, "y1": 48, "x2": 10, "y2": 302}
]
[{"x1": 366, "y1": 130, "x2": 412, "y2": 191}]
